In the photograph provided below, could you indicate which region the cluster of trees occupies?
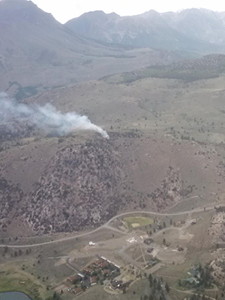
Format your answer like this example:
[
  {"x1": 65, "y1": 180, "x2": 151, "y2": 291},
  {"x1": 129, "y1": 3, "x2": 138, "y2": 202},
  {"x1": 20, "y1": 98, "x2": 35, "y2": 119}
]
[
  {"x1": 140, "y1": 274, "x2": 170, "y2": 300},
  {"x1": 1, "y1": 245, "x2": 32, "y2": 258},
  {"x1": 197, "y1": 265, "x2": 213, "y2": 289},
  {"x1": 179, "y1": 264, "x2": 213, "y2": 290},
  {"x1": 45, "y1": 293, "x2": 61, "y2": 300}
]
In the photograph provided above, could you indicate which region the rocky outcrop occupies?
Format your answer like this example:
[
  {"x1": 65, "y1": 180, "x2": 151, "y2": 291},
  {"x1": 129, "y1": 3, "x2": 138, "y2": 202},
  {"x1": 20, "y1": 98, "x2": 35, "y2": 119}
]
[{"x1": 23, "y1": 138, "x2": 124, "y2": 233}]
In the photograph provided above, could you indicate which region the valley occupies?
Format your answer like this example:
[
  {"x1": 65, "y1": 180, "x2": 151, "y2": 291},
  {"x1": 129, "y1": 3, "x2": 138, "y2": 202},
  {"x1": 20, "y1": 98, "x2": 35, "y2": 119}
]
[
  {"x1": 0, "y1": 204, "x2": 222, "y2": 300},
  {"x1": 1, "y1": 1, "x2": 225, "y2": 299},
  {"x1": 0, "y1": 0, "x2": 181, "y2": 100},
  {"x1": 1, "y1": 70, "x2": 225, "y2": 299}
]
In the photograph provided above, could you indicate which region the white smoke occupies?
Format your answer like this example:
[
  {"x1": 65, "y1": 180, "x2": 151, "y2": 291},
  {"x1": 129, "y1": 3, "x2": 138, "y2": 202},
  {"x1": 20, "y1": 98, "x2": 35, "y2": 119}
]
[{"x1": 0, "y1": 93, "x2": 109, "y2": 138}]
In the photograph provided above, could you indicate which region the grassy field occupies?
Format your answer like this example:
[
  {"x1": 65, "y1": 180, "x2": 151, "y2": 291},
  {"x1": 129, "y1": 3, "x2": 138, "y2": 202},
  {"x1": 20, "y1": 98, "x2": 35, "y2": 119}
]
[
  {"x1": 0, "y1": 264, "x2": 49, "y2": 300},
  {"x1": 123, "y1": 216, "x2": 154, "y2": 229}
]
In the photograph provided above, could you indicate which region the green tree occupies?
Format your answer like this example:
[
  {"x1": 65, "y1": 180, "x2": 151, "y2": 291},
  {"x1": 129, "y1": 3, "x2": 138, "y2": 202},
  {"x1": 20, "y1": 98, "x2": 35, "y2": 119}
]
[{"x1": 165, "y1": 282, "x2": 170, "y2": 293}]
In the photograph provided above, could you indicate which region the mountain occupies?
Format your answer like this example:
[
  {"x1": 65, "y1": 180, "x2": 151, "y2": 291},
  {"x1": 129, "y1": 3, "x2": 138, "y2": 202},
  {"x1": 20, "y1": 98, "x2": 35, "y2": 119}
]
[
  {"x1": 66, "y1": 9, "x2": 225, "y2": 54},
  {"x1": 0, "y1": 0, "x2": 181, "y2": 99},
  {"x1": 164, "y1": 9, "x2": 225, "y2": 45}
]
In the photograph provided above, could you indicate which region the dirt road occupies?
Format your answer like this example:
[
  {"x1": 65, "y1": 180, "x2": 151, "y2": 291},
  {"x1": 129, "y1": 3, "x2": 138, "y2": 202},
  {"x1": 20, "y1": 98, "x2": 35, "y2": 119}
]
[{"x1": 0, "y1": 204, "x2": 217, "y2": 249}]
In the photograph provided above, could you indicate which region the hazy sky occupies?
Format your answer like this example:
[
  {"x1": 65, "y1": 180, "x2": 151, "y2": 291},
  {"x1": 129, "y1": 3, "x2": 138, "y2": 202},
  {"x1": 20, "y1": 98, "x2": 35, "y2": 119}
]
[{"x1": 32, "y1": 0, "x2": 225, "y2": 23}]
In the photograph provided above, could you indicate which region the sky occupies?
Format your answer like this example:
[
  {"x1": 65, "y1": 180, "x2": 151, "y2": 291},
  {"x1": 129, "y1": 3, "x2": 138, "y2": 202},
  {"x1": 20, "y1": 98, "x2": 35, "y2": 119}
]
[{"x1": 31, "y1": 0, "x2": 225, "y2": 23}]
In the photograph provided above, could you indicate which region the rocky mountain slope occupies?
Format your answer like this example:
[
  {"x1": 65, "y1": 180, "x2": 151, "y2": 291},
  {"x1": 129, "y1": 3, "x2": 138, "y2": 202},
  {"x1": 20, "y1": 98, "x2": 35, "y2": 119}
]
[
  {"x1": 66, "y1": 9, "x2": 225, "y2": 53},
  {"x1": 23, "y1": 138, "x2": 123, "y2": 233}
]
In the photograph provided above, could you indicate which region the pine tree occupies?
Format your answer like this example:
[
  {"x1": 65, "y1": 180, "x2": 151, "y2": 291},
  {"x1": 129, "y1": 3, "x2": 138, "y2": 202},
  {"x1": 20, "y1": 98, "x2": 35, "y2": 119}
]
[{"x1": 165, "y1": 282, "x2": 170, "y2": 293}]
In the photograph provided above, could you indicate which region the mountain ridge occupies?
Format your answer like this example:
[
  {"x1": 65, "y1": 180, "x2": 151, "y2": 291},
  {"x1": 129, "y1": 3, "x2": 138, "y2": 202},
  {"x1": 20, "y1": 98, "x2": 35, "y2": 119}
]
[
  {"x1": 0, "y1": 0, "x2": 181, "y2": 99},
  {"x1": 66, "y1": 8, "x2": 225, "y2": 53}
]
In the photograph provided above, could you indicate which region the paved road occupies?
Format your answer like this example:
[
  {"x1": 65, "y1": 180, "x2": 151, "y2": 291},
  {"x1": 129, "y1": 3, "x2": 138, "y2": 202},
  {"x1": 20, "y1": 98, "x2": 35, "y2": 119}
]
[
  {"x1": 0, "y1": 204, "x2": 218, "y2": 249},
  {"x1": 66, "y1": 257, "x2": 85, "y2": 277}
]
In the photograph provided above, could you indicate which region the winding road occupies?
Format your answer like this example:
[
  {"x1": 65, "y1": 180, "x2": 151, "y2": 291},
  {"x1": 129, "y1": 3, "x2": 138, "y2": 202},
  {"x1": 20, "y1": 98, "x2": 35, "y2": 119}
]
[{"x1": 0, "y1": 204, "x2": 218, "y2": 249}]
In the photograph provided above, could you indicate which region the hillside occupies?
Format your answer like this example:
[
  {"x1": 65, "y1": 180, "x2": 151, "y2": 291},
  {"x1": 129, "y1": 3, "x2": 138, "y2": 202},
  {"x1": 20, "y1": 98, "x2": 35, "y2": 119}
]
[
  {"x1": 0, "y1": 0, "x2": 181, "y2": 100},
  {"x1": 66, "y1": 9, "x2": 225, "y2": 53},
  {"x1": 103, "y1": 54, "x2": 225, "y2": 83},
  {"x1": 23, "y1": 138, "x2": 124, "y2": 234},
  {"x1": 1, "y1": 56, "x2": 225, "y2": 235}
]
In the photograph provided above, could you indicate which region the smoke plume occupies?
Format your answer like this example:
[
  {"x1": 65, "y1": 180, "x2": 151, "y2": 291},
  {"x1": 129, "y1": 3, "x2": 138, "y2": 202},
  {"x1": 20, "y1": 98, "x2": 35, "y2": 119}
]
[{"x1": 0, "y1": 93, "x2": 109, "y2": 138}]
